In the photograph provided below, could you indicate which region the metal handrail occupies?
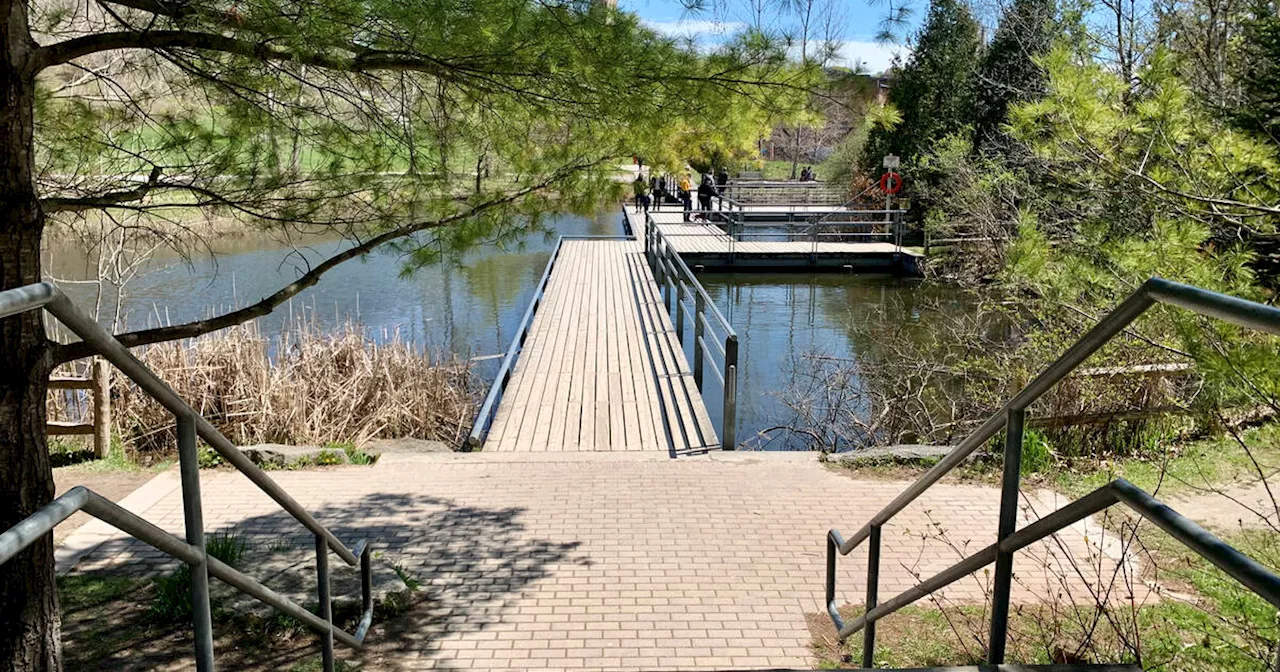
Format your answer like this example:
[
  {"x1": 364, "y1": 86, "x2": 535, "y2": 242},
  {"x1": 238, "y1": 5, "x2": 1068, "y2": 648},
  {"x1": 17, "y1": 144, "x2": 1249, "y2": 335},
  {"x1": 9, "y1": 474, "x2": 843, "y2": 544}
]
[
  {"x1": 0, "y1": 486, "x2": 374, "y2": 648},
  {"x1": 467, "y1": 234, "x2": 636, "y2": 449},
  {"x1": 643, "y1": 212, "x2": 739, "y2": 449},
  {"x1": 825, "y1": 277, "x2": 1280, "y2": 668},
  {"x1": 0, "y1": 281, "x2": 373, "y2": 672}
]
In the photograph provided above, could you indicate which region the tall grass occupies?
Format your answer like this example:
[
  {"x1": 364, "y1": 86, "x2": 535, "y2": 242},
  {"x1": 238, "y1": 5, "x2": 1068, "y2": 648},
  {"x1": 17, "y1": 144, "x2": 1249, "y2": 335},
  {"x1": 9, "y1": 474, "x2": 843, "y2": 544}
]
[{"x1": 60, "y1": 320, "x2": 480, "y2": 456}]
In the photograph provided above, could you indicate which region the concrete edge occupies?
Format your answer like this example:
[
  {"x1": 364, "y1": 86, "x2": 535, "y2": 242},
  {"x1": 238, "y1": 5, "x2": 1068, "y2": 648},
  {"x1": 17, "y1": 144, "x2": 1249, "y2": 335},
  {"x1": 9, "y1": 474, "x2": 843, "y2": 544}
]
[{"x1": 56, "y1": 468, "x2": 182, "y2": 575}]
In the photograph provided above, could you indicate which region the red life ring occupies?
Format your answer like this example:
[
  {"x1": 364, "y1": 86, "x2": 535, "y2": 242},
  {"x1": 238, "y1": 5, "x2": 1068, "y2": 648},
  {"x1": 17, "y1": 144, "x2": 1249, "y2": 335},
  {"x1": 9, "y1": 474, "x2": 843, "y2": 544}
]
[{"x1": 880, "y1": 171, "x2": 903, "y2": 194}]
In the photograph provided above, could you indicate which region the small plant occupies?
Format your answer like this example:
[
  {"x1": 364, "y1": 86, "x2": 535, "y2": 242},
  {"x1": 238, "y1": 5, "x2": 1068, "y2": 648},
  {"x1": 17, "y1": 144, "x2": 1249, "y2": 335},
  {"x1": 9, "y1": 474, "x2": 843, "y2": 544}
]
[
  {"x1": 1020, "y1": 428, "x2": 1053, "y2": 475},
  {"x1": 313, "y1": 449, "x2": 344, "y2": 466},
  {"x1": 265, "y1": 538, "x2": 294, "y2": 553},
  {"x1": 150, "y1": 531, "x2": 245, "y2": 622},
  {"x1": 343, "y1": 445, "x2": 377, "y2": 466},
  {"x1": 391, "y1": 562, "x2": 421, "y2": 592},
  {"x1": 197, "y1": 447, "x2": 225, "y2": 469}
]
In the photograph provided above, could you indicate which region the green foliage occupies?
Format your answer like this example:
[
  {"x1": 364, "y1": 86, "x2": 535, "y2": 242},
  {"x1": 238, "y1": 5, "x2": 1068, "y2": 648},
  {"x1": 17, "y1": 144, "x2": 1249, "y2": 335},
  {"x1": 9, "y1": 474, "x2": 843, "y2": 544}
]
[
  {"x1": 33, "y1": 0, "x2": 804, "y2": 273},
  {"x1": 150, "y1": 532, "x2": 246, "y2": 622},
  {"x1": 863, "y1": 0, "x2": 982, "y2": 175},
  {"x1": 1020, "y1": 428, "x2": 1053, "y2": 474},
  {"x1": 970, "y1": 0, "x2": 1060, "y2": 152},
  {"x1": 58, "y1": 576, "x2": 139, "y2": 612},
  {"x1": 1233, "y1": 0, "x2": 1280, "y2": 140},
  {"x1": 197, "y1": 447, "x2": 226, "y2": 469}
]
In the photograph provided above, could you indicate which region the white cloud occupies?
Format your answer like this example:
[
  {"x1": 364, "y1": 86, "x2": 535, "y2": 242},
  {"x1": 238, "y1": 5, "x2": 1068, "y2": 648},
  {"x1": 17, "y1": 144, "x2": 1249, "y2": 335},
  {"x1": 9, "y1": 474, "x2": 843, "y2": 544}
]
[
  {"x1": 831, "y1": 39, "x2": 910, "y2": 75},
  {"x1": 643, "y1": 18, "x2": 745, "y2": 39}
]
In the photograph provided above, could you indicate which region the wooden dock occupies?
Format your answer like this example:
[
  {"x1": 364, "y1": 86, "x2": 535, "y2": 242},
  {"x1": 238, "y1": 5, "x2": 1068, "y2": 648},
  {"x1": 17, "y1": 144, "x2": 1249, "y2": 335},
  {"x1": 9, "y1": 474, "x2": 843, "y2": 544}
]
[
  {"x1": 484, "y1": 238, "x2": 719, "y2": 454},
  {"x1": 642, "y1": 210, "x2": 922, "y2": 271}
]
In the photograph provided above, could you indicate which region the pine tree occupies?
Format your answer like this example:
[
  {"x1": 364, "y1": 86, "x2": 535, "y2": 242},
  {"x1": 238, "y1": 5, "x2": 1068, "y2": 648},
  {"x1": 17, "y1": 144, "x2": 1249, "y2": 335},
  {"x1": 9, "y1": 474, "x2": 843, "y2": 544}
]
[
  {"x1": 863, "y1": 0, "x2": 983, "y2": 172},
  {"x1": 1234, "y1": 0, "x2": 1280, "y2": 143},
  {"x1": 971, "y1": 0, "x2": 1059, "y2": 152}
]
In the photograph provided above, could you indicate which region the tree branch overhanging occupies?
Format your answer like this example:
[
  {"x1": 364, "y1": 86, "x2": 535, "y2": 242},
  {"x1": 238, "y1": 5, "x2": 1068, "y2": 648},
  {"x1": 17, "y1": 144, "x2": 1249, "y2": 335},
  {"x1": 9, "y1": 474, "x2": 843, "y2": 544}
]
[
  {"x1": 50, "y1": 156, "x2": 616, "y2": 365},
  {"x1": 36, "y1": 29, "x2": 454, "y2": 75},
  {"x1": 41, "y1": 166, "x2": 163, "y2": 213}
]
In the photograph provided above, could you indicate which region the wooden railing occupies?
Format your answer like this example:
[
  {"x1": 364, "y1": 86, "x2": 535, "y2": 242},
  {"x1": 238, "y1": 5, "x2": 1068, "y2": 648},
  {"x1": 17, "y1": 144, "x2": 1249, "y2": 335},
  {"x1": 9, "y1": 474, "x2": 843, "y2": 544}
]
[{"x1": 48, "y1": 358, "x2": 111, "y2": 458}]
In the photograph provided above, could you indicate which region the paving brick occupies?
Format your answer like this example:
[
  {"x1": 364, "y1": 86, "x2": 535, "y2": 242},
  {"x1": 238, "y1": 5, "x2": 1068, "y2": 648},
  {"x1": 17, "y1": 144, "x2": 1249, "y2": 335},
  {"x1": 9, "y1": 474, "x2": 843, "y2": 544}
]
[{"x1": 59, "y1": 452, "x2": 1143, "y2": 670}]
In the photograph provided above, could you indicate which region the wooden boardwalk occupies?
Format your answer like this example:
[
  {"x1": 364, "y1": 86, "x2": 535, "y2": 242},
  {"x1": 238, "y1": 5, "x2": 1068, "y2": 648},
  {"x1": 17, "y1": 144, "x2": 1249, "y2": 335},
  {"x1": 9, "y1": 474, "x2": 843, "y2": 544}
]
[
  {"x1": 644, "y1": 210, "x2": 921, "y2": 262},
  {"x1": 485, "y1": 238, "x2": 718, "y2": 454}
]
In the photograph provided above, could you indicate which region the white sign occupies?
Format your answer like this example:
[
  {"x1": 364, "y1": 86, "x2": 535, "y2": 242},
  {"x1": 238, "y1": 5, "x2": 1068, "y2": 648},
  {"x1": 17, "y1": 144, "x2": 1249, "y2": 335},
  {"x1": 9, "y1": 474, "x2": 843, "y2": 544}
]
[{"x1": 883, "y1": 154, "x2": 900, "y2": 169}]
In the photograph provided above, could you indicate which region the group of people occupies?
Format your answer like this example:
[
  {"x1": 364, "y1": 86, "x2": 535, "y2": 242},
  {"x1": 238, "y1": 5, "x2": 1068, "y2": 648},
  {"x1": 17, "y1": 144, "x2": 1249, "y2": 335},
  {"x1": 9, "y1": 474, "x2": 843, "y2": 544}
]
[
  {"x1": 632, "y1": 167, "x2": 729, "y2": 222},
  {"x1": 799, "y1": 166, "x2": 817, "y2": 181}
]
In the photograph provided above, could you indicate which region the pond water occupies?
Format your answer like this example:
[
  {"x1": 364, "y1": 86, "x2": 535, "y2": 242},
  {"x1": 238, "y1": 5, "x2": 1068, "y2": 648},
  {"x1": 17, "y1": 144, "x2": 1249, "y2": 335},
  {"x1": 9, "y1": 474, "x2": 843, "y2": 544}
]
[{"x1": 46, "y1": 209, "x2": 968, "y2": 450}]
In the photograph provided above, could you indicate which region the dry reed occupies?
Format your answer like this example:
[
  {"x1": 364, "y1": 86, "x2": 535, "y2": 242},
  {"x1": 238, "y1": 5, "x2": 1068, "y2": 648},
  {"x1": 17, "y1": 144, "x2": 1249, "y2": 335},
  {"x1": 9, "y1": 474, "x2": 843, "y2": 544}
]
[{"x1": 53, "y1": 321, "x2": 480, "y2": 456}]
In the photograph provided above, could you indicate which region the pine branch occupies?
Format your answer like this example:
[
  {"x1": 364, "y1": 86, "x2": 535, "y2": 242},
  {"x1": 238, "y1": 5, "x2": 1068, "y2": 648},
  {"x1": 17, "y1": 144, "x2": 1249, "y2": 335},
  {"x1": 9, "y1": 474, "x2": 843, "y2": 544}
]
[
  {"x1": 50, "y1": 157, "x2": 615, "y2": 364},
  {"x1": 36, "y1": 29, "x2": 453, "y2": 75},
  {"x1": 41, "y1": 166, "x2": 163, "y2": 213}
]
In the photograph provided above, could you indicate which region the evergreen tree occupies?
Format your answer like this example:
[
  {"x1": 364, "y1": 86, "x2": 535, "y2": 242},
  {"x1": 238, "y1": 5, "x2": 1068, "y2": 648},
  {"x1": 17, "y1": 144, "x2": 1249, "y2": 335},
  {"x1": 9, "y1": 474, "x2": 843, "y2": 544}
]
[
  {"x1": 970, "y1": 0, "x2": 1059, "y2": 152},
  {"x1": 862, "y1": 0, "x2": 983, "y2": 173},
  {"x1": 1234, "y1": 0, "x2": 1280, "y2": 142}
]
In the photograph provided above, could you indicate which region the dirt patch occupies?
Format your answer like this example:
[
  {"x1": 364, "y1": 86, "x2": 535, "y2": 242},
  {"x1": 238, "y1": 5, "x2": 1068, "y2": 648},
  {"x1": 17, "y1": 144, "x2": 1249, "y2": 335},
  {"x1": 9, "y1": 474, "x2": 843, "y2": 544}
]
[{"x1": 53, "y1": 466, "x2": 162, "y2": 547}]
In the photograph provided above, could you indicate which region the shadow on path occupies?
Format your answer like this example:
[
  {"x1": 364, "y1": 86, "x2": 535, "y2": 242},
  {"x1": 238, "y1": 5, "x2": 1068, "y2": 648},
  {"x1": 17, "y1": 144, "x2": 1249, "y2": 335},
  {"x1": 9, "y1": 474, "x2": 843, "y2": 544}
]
[{"x1": 64, "y1": 491, "x2": 588, "y2": 670}]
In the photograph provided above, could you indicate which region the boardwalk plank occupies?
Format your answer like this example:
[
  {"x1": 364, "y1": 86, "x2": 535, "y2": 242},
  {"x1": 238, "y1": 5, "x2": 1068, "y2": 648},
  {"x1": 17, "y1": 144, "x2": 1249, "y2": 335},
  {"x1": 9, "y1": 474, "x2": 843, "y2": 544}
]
[{"x1": 483, "y1": 235, "x2": 716, "y2": 453}]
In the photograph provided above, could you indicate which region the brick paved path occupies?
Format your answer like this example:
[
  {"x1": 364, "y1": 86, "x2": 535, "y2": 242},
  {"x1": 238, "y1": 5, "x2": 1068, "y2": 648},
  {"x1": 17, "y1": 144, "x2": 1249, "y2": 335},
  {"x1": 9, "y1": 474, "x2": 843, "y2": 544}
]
[{"x1": 59, "y1": 452, "x2": 1137, "y2": 670}]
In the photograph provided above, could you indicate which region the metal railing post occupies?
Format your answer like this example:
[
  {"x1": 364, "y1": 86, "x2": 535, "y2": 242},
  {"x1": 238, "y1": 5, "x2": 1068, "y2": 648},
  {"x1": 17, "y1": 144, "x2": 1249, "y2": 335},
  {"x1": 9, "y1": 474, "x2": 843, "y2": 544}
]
[
  {"x1": 863, "y1": 524, "x2": 882, "y2": 668},
  {"x1": 316, "y1": 534, "x2": 335, "y2": 672},
  {"x1": 665, "y1": 244, "x2": 675, "y2": 304},
  {"x1": 665, "y1": 252, "x2": 678, "y2": 314},
  {"x1": 693, "y1": 293, "x2": 706, "y2": 391},
  {"x1": 675, "y1": 282, "x2": 685, "y2": 342},
  {"x1": 988, "y1": 407, "x2": 1025, "y2": 664},
  {"x1": 177, "y1": 413, "x2": 215, "y2": 672},
  {"x1": 722, "y1": 335, "x2": 738, "y2": 450}
]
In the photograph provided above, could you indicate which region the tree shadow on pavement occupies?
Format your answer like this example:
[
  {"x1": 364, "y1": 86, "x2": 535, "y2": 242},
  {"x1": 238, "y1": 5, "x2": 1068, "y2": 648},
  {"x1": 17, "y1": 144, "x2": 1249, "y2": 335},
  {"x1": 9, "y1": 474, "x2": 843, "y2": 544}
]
[{"x1": 62, "y1": 491, "x2": 588, "y2": 671}]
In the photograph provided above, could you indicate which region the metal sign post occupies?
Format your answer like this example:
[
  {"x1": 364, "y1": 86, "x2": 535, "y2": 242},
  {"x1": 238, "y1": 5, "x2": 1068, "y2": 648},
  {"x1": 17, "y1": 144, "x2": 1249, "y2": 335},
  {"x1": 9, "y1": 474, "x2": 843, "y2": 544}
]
[{"x1": 882, "y1": 155, "x2": 899, "y2": 223}]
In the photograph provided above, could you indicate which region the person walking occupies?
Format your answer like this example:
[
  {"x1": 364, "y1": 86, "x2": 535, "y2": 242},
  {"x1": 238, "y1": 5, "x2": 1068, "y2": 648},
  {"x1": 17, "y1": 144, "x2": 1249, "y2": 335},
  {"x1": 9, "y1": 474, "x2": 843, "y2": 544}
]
[
  {"x1": 650, "y1": 173, "x2": 664, "y2": 211},
  {"x1": 677, "y1": 173, "x2": 693, "y2": 222},
  {"x1": 633, "y1": 174, "x2": 651, "y2": 213}
]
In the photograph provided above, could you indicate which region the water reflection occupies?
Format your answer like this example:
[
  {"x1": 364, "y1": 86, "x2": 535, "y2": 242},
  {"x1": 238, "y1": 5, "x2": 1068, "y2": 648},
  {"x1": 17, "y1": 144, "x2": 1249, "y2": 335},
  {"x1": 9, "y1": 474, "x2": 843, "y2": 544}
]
[
  {"x1": 47, "y1": 211, "x2": 620, "y2": 379},
  {"x1": 46, "y1": 214, "x2": 967, "y2": 451},
  {"x1": 693, "y1": 272, "x2": 973, "y2": 450}
]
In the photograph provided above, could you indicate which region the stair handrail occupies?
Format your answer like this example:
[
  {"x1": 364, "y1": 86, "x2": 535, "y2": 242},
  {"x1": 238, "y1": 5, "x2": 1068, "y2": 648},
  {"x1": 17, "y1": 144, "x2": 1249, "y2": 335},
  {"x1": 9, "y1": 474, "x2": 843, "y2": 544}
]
[
  {"x1": 0, "y1": 281, "x2": 374, "y2": 672},
  {"x1": 825, "y1": 277, "x2": 1280, "y2": 668}
]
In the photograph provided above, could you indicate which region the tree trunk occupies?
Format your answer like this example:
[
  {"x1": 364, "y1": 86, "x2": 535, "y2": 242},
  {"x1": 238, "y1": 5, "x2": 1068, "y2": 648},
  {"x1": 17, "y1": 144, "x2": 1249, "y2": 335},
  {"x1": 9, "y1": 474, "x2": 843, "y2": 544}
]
[{"x1": 0, "y1": 1, "x2": 60, "y2": 670}]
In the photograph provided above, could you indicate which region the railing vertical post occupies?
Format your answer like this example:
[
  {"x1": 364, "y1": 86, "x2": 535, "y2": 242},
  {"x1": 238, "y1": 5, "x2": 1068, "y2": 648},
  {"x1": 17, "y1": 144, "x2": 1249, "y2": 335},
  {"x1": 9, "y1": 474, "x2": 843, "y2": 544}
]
[
  {"x1": 665, "y1": 245, "x2": 675, "y2": 303},
  {"x1": 91, "y1": 358, "x2": 111, "y2": 459},
  {"x1": 315, "y1": 534, "x2": 335, "y2": 672},
  {"x1": 177, "y1": 413, "x2": 214, "y2": 672},
  {"x1": 988, "y1": 407, "x2": 1025, "y2": 664},
  {"x1": 693, "y1": 293, "x2": 705, "y2": 391},
  {"x1": 825, "y1": 533, "x2": 838, "y2": 611},
  {"x1": 863, "y1": 524, "x2": 882, "y2": 668},
  {"x1": 675, "y1": 282, "x2": 685, "y2": 342},
  {"x1": 722, "y1": 335, "x2": 738, "y2": 450},
  {"x1": 665, "y1": 253, "x2": 678, "y2": 315}
]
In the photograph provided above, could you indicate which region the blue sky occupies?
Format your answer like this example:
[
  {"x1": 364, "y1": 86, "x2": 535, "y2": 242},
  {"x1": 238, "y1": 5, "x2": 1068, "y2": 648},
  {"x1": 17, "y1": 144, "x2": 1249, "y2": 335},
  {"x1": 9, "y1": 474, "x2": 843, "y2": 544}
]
[{"x1": 617, "y1": 0, "x2": 920, "y2": 74}]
